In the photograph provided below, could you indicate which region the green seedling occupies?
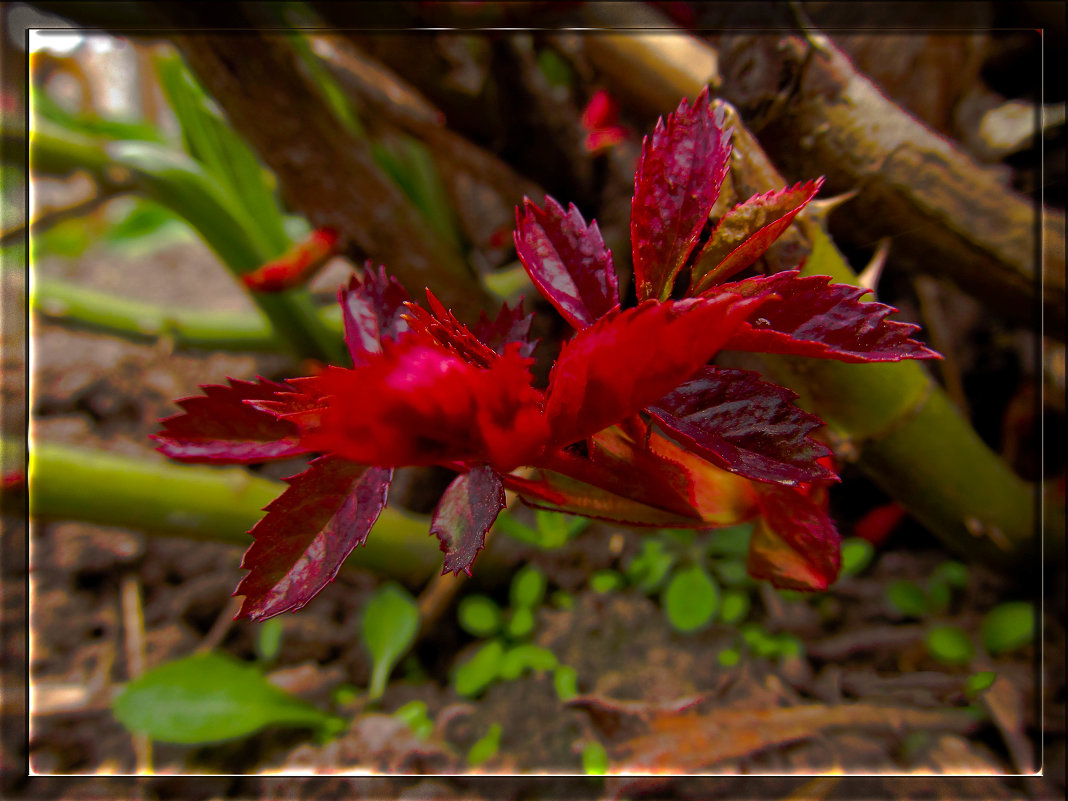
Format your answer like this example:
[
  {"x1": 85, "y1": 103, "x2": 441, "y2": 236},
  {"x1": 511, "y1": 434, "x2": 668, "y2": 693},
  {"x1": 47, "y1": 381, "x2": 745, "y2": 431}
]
[
  {"x1": 590, "y1": 569, "x2": 624, "y2": 594},
  {"x1": 740, "y1": 623, "x2": 782, "y2": 659},
  {"x1": 457, "y1": 594, "x2": 504, "y2": 638},
  {"x1": 982, "y1": 601, "x2": 1035, "y2": 656},
  {"x1": 504, "y1": 606, "x2": 536, "y2": 640},
  {"x1": 499, "y1": 644, "x2": 558, "y2": 681},
  {"x1": 839, "y1": 537, "x2": 875, "y2": 576},
  {"x1": 494, "y1": 509, "x2": 588, "y2": 549},
  {"x1": 112, "y1": 652, "x2": 342, "y2": 745},
  {"x1": 719, "y1": 589, "x2": 751, "y2": 625},
  {"x1": 551, "y1": 590, "x2": 575, "y2": 610},
  {"x1": 553, "y1": 665, "x2": 579, "y2": 701},
  {"x1": 393, "y1": 699, "x2": 434, "y2": 740},
  {"x1": 361, "y1": 582, "x2": 420, "y2": 701},
  {"x1": 924, "y1": 625, "x2": 974, "y2": 666},
  {"x1": 255, "y1": 617, "x2": 284, "y2": 663},
  {"x1": 582, "y1": 740, "x2": 609, "y2": 775},
  {"x1": 717, "y1": 647, "x2": 741, "y2": 667},
  {"x1": 453, "y1": 639, "x2": 505, "y2": 698},
  {"x1": 331, "y1": 683, "x2": 359, "y2": 706},
  {"x1": 886, "y1": 579, "x2": 929, "y2": 618},
  {"x1": 467, "y1": 722, "x2": 502, "y2": 767},
  {"x1": 625, "y1": 538, "x2": 677, "y2": 594},
  {"x1": 510, "y1": 565, "x2": 547, "y2": 609},
  {"x1": 662, "y1": 563, "x2": 718, "y2": 633},
  {"x1": 712, "y1": 558, "x2": 752, "y2": 587},
  {"x1": 964, "y1": 671, "x2": 997, "y2": 699}
]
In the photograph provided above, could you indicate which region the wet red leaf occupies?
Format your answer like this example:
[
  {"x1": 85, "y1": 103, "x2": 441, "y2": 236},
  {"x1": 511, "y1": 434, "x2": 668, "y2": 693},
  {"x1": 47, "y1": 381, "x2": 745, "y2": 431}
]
[{"x1": 430, "y1": 465, "x2": 506, "y2": 576}]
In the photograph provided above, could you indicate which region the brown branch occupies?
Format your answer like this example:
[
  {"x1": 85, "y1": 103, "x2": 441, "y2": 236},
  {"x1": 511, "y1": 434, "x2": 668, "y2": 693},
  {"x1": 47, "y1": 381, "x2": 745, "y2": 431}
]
[{"x1": 167, "y1": 30, "x2": 492, "y2": 323}]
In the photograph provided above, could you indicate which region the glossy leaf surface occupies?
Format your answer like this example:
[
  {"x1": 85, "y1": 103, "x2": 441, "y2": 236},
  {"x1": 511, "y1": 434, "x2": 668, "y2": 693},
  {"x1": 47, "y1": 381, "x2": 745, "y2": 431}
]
[
  {"x1": 430, "y1": 465, "x2": 506, "y2": 575},
  {"x1": 515, "y1": 195, "x2": 619, "y2": 328},
  {"x1": 647, "y1": 366, "x2": 834, "y2": 486},
  {"x1": 153, "y1": 377, "x2": 307, "y2": 463},
  {"x1": 234, "y1": 457, "x2": 391, "y2": 620},
  {"x1": 631, "y1": 89, "x2": 732, "y2": 301},
  {"x1": 339, "y1": 264, "x2": 412, "y2": 364}
]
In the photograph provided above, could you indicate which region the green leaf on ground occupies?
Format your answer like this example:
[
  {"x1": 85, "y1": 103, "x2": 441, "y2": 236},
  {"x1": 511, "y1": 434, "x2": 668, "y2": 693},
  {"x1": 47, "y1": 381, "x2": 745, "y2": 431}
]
[
  {"x1": 361, "y1": 582, "x2": 420, "y2": 701},
  {"x1": 457, "y1": 594, "x2": 504, "y2": 638},
  {"x1": 982, "y1": 601, "x2": 1035, "y2": 655},
  {"x1": 663, "y1": 564, "x2": 718, "y2": 632}
]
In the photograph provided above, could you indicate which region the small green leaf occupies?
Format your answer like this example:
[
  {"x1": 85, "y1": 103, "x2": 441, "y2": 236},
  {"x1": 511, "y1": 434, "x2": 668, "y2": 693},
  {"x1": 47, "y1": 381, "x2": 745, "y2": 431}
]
[
  {"x1": 454, "y1": 639, "x2": 505, "y2": 698},
  {"x1": 553, "y1": 665, "x2": 579, "y2": 701},
  {"x1": 467, "y1": 722, "x2": 502, "y2": 767},
  {"x1": 717, "y1": 648, "x2": 741, "y2": 667},
  {"x1": 982, "y1": 601, "x2": 1035, "y2": 655},
  {"x1": 840, "y1": 538, "x2": 875, "y2": 576},
  {"x1": 590, "y1": 569, "x2": 624, "y2": 594},
  {"x1": 712, "y1": 559, "x2": 752, "y2": 587},
  {"x1": 931, "y1": 560, "x2": 970, "y2": 588},
  {"x1": 925, "y1": 580, "x2": 952, "y2": 613},
  {"x1": 394, "y1": 700, "x2": 433, "y2": 740},
  {"x1": 457, "y1": 594, "x2": 504, "y2": 638},
  {"x1": 504, "y1": 606, "x2": 536, "y2": 640},
  {"x1": 581, "y1": 740, "x2": 609, "y2": 775},
  {"x1": 255, "y1": 617, "x2": 284, "y2": 663},
  {"x1": 510, "y1": 566, "x2": 547, "y2": 609},
  {"x1": 331, "y1": 684, "x2": 359, "y2": 706},
  {"x1": 773, "y1": 633, "x2": 804, "y2": 660},
  {"x1": 551, "y1": 590, "x2": 574, "y2": 609},
  {"x1": 886, "y1": 579, "x2": 929, "y2": 618},
  {"x1": 499, "y1": 644, "x2": 558, "y2": 680},
  {"x1": 740, "y1": 623, "x2": 780, "y2": 659},
  {"x1": 662, "y1": 564, "x2": 718, "y2": 633},
  {"x1": 625, "y1": 538, "x2": 676, "y2": 593},
  {"x1": 719, "y1": 589, "x2": 750, "y2": 625},
  {"x1": 537, "y1": 48, "x2": 573, "y2": 88},
  {"x1": 964, "y1": 671, "x2": 997, "y2": 699},
  {"x1": 534, "y1": 509, "x2": 585, "y2": 548},
  {"x1": 925, "y1": 625, "x2": 974, "y2": 666},
  {"x1": 706, "y1": 524, "x2": 752, "y2": 557},
  {"x1": 112, "y1": 652, "x2": 335, "y2": 744},
  {"x1": 361, "y1": 583, "x2": 420, "y2": 701}
]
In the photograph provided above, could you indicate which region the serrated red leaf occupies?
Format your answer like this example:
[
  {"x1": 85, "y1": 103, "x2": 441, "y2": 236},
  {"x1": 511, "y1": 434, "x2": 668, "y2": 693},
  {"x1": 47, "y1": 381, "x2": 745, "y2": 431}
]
[
  {"x1": 515, "y1": 196, "x2": 620, "y2": 328},
  {"x1": 631, "y1": 89, "x2": 732, "y2": 301},
  {"x1": 403, "y1": 289, "x2": 501, "y2": 368},
  {"x1": 544, "y1": 293, "x2": 768, "y2": 448},
  {"x1": 339, "y1": 264, "x2": 411, "y2": 364},
  {"x1": 430, "y1": 465, "x2": 505, "y2": 576},
  {"x1": 746, "y1": 483, "x2": 841, "y2": 591},
  {"x1": 472, "y1": 299, "x2": 537, "y2": 358},
  {"x1": 153, "y1": 377, "x2": 308, "y2": 463},
  {"x1": 291, "y1": 340, "x2": 549, "y2": 474},
  {"x1": 712, "y1": 271, "x2": 942, "y2": 362},
  {"x1": 234, "y1": 457, "x2": 391, "y2": 620},
  {"x1": 690, "y1": 179, "x2": 824, "y2": 292},
  {"x1": 647, "y1": 366, "x2": 835, "y2": 487}
]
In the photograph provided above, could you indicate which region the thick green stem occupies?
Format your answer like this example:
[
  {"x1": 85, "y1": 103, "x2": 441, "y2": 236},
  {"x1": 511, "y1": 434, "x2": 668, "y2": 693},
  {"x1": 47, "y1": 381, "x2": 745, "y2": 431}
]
[
  {"x1": 21, "y1": 126, "x2": 345, "y2": 363},
  {"x1": 28, "y1": 443, "x2": 442, "y2": 586},
  {"x1": 31, "y1": 276, "x2": 345, "y2": 352}
]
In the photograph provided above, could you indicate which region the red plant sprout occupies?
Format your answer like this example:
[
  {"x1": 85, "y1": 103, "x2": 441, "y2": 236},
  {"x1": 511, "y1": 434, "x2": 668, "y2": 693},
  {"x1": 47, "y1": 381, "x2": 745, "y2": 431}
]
[
  {"x1": 580, "y1": 89, "x2": 629, "y2": 154},
  {"x1": 241, "y1": 227, "x2": 341, "y2": 292},
  {"x1": 155, "y1": 89, "x2": 939, "y2": 620}
]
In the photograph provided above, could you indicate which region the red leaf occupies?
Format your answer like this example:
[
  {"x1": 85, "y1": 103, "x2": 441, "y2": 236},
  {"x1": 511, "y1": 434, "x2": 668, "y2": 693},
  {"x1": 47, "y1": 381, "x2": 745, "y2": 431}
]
[
  {"x1": 713, "y1": 271, "x2": 941, "y2": 362},
  {"x1": 514, "y1": 196, "x2": 620, "y2": 329},
  {"x1": 472, "y1": 299, "x2": 537, "y2": 358},
  {"x1": 242, "y1": 227, "x2": 340, "y2": 292},
  {"x1": 430, "y1": 465, "x2": 505, "y2": 576},
  {"x1": 854, "y1": 501, "x2": 906, "y2": 545},
  {"x1": 339, "y1": 264, "x2": 411, "y2": 364},
  {"x1": 544, "y1": 293, "x2": 768, "y2": 448},
  {"x1": 631, "y1": 89, "x2": 732, "y2": 301},
  {"x1": 747, "y1": 483, "x2": 842, "y2": 591},
  {"x1": 403, "y1": 289, "x2": 501, "y2": 368},
  {"x1": 234, "y1": 457, "x2": 392, "y2": 620},
  {"x1": 690, "y1": 179, "x2": 824, "y2": 292},
  {"x1": 153, "y1": 377, "x2": 308, "y2": 463},
  {"x1": 647, "y1": 366, "x2": 835, "y2": 487},
  {"x1": 290, "y1": 340, "x2": 549, "y2": 474}
]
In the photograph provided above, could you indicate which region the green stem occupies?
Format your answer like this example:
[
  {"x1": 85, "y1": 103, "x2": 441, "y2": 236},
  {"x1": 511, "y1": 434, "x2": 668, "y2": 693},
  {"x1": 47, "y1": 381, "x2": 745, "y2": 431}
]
[
  {"x1": 28, "y1": 442, "x2": 442, "y2": 586},
  {"x1": 21, "y1": 125, "x2": 345, "y2": 364},
  {"x1": 32, "y1": 276, "x2": 345, "y2": 352}
]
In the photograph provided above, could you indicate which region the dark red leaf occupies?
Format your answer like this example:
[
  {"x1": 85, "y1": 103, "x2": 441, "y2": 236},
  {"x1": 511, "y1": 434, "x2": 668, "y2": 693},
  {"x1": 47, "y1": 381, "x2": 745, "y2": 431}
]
[
  {"x1": 544, "y1": 293, "x2": 768, "y2": 448},
  {"x1": 472, "y1": 299, "x2": 537, "y2": 358},
  {"x1": 431, "y1": 465, "x2": 505, "y2": 576},
  {"x1": 153, "y1": 377, "x2": 308, "y2": 464},
  {"x1": 853, "y1": 501, "x2": 906, "y2": 545},
  {"x1": 242, "y1": 227, "x2": 340, "y2": 292},
  {"x1": 234, "y1": 457, "x2": 392, "y2": 620},
  {"x1": 514, "y1": 196, "x2": 620, "y2": 329},
  {"x1": 647, "y1": 366, "x2": 835, "y2": 487},
  {"x1": 747, "y1": 483, "x2": 842, "y2": 591},
  {"x1": 339, "y1": 264, "x2": 411, "y2": 364},
  {"x1": 286, "y1": 340, "x2": 549, "y2": 474},
  {"x1": 712, "y1": 271, "x2": 941, "y2": 362},
  {"x1": 631, "y1": 89, "x2": 732, "y2": 301},
  {"x1": 690, "y1": 179, "x2": 824, "y2": 292},
  {"x1": 403, "y1": 289, "x2": 501, "y2": 368}
]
